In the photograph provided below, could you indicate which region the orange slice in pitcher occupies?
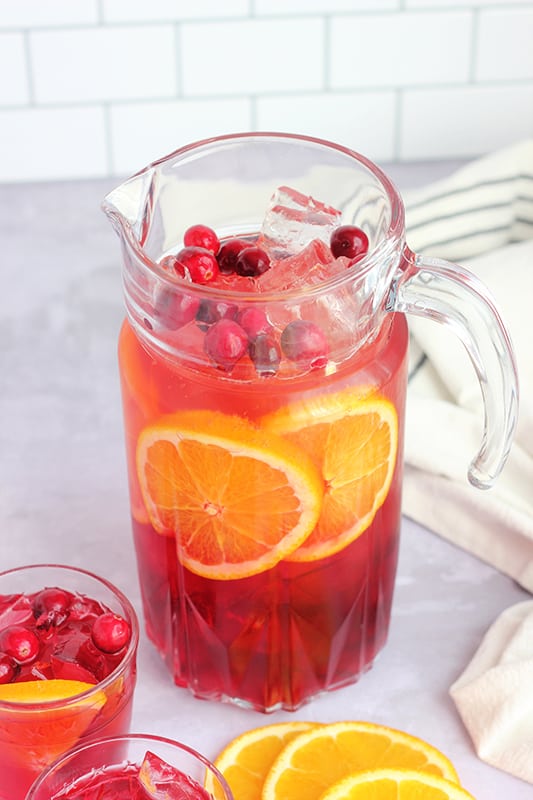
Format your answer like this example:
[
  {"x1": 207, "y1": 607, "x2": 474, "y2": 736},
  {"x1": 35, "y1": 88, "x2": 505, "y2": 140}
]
[
  {"x1": 261, "y1": 389, "x2": 398, "y2": 561},
  {"x1": 136, "y1": 410, "x2": 324, "y2": 579},
  {"x1": 0, "y1": 679, "x2": 106, "y2": 770}
]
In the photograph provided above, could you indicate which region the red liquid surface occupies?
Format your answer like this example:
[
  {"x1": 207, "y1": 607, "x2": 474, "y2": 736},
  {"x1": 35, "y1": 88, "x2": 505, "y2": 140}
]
[
  {"x1": 119, "y1": 301, "x2": 407, "y2": 712},
  {"x1": 46, "y1": 756, "x2": 211, "y2": 800},
  {"x1": 0, "y1": 588, "x2": 136, "y2": 800}
]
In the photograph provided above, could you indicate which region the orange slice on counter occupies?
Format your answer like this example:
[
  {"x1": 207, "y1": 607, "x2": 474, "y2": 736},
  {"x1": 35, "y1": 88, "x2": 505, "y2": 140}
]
[
  {"x1": 205, "y1": 721, "x2": 321, "y2": 800},
  {"x1": 136, "y1": 410, "x2": 324, "y2": 579},
  {"x1": 0, "y1": 679, "x2": 106, "y2": 770},
  {"x1": 319, "y1": 769, "x2": 475, "y2": 800},
  {"x1": 261, "y1": 721, "x2": 459, "y2": 800},
  {"x1": 261, "y1": 389, "x2": 398, "y2": 561}
]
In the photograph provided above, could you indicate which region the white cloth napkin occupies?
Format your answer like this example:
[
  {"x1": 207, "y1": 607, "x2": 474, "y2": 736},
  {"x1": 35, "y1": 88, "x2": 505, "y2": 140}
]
[
  {"x1": 401, "y1": 140, "x2": 533, "y2": 783},
  {"x1": 403, "y1": 139, "x2": 533, "y2": 592},
  {"x1": 450, "y1": 600, "x2": 533, "y2": 783}
]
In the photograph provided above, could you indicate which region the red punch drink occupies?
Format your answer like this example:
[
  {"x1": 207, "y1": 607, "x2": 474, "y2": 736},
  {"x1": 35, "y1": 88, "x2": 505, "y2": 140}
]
[
  {"x1": 119, "y1": 310, "x2": 405, "y2": 712},
  {"x1": 26, "y1": 735, "x2": 233, "y2": 800},
  {"x1": 104, "y1": 133, "x2": 517, "y2": 712},
  {"x1": 110, "y1": 145, "x2": 406, "y2": 713},
  {"x1": 0, "y1": 565, "x2": 138, "y2": 800}
]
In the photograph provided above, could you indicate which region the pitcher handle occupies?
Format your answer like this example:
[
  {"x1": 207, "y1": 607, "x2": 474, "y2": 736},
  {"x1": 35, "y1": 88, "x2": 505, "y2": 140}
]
[{"x1": 387, "y1": 246, "x2": 519, "y2": 490}]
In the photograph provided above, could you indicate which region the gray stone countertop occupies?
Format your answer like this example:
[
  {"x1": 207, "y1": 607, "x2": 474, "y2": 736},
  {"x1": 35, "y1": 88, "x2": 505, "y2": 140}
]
[{"x1": 0, "y1": 162, "x2": 530, "y2": 799}]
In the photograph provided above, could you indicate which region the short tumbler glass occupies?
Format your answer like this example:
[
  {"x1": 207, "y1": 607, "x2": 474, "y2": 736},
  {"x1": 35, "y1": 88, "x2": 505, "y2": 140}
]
[
  {"x1": 0, "y1": 564, "x2": 139, "y2": 800},
  {"x1": 25, "y1": 733, "x2": 234, "y2": 800}
]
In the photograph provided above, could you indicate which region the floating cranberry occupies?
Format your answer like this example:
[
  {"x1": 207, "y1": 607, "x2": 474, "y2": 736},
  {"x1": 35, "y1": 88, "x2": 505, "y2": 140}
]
[
  {"x1": 33, "y1": 588, "x2": 70, "y2": 616},
  {"x1": 91, "y1": 612, "x2": 131, "y2": 655},
  {"x1": 175, "y1": 246, "x2": 219, "y2": 284},
  {"x1": 280, "y1": 320, "x2": 329, "y2": 368},
  {"x1": 216, "y1": 238, "x2": 250, "y2": 274},
  {"x1": 33, "y1": 587, "x2": 71, "y2": 630},
  {"x1": 249, "y1": 334, "x2": 281, "y2": 377},
  {"x1": 183, "y1": 224, "x2": 219, "y2": 254},
  {"x1": 236, "y1": 246, "x2": 271, "y2": 277},
  {"x1": 0, "y1": 625, "x2": 40, "y2": 664},
  {"x1": 236, "y1": 307, "x2": 272, "y2": 339},
  {"x1": 0, "y1": 653, "x2": 15, "y2": 684},
  {"x1": 195, "y1": 299, "x2": 239, "y2": 331},
  {"x1": 330, "y1": 225, "x2": 369, "y2": 261},
  {"x1": 153, "y1": 285, "x2": 200, "y2": 330},
  {"x1": 204, "y1": 318, "x2": 249, "y2": 371}
]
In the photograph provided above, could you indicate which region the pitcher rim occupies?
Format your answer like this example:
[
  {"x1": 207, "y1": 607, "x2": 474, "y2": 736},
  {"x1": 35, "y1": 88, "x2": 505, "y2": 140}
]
[{"x1": 103, "y1": 131, "x2": 406, "y2": 302}]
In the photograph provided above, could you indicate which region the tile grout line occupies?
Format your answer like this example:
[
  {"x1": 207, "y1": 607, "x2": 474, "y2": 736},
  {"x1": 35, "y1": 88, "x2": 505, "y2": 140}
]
[
  {"x1": 22, "y1": 30, "x2": 35, "y2": 105},
  {"x1": 395, "y1": 88, "x2": 403, "y2": 163},
  {"x1": 103, "y1": 103, "x2": 113, "y2": 178},
  {"x1": 469, "y1": 7, "x2": 480, "y2": 85},
  {"x1": 323, "y1": 14, "x2": 331, "y2": 92}
]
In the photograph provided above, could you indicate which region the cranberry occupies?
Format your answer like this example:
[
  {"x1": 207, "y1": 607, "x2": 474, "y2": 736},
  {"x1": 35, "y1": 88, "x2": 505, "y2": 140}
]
[
  {"x1": 33, "y1": 587, "x2": 71, "y2": 630},
  {"x1": 236, "y1": 307, "x2": 272, "y2": 339},
  {"x1": 153, "y1": 285, "x2": 200, "y2": 330},
  {"x1": 216, "y1": 238, "x2": 250, "y2": 274},
  {"x1": 91, "y1": 612, "x2": 131, "y2": 655},
  {"x1": 0, "y1": 653, "x2": 15, "y2": 684},
  {"x1": 175, "y1": 247, "x2": 219, "y2": 284},
  {"x1": 183, "y1": 224, "x2": 219, "y2": 255},
  {"x1": 249, "y1": 334, "x2": 281, "y2": 377},
  {"x1": 204, "y1": 318, "x2": 249, "y2": 371},
  {"x1": 330, "y1": 225, "x2": 369, "y2": 261},
  {"x1": 280, "y1": 320, "x2": 329, "y2": 368},
  {"x1": 33, "y1": 588, "x2": 70, "y2": 616},
  {"x1": 195, "y1": 299, "x2": 239, "y2": 331},
  {"x1": 236, "y1": 246, "x2": 271, "y2": 277},
  {"x1": 0, "y1": 625, "x2": 40, "y2": 664}
]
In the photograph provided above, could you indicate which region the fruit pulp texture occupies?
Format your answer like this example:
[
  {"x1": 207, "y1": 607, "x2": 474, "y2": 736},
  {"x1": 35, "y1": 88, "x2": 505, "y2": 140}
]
[
  {"x1": 119, "y1": 313, "x2": 407, "y2": 712},
  {"x1": 0, "y1": 589, "x2": 135, "y2": 800}
]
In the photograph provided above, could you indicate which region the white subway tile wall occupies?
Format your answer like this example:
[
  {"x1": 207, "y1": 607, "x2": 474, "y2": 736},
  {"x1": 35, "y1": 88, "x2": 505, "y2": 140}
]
[{"x1": 0, "y1": 0, "x2": 532, "y2": 181}]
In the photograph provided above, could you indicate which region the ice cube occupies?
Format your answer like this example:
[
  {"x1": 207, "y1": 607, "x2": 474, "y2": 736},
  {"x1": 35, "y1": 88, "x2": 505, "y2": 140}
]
[
  {"x1": 0, "y1": 593, "x2": 33, "y2": 628},
  {"x1": 138, "y1": 751, "x2": 212, "y2": 800},
  {"x1": 256, "y1": 239, "x2": 350, "y2": 293},
  {"x1": 259, "y1": 185, "x2": 342, "y2": 257}
]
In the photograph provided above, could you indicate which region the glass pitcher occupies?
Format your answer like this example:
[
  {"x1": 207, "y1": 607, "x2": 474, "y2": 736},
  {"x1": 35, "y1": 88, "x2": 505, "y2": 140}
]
[{"x1": 103, "y1": 133, "x2": 518, "y2": 712}]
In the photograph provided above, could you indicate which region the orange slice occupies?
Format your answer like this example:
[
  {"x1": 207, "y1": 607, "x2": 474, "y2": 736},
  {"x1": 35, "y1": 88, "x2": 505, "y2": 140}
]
[
  {"x1": 319, "y1": 769, "x2": 476, "y2": 800},
  {"x1": 261, "y1": 389, "x2": 398, "y2": 561},
  {"x1": 118, "y1": 321, "x2": 157, "y2": 526},
  {"x1": 136, "y1": 410, "x2": 324, "y2": 579},
  {"x1": 0, "y1": 679, "x2": 106, "y2": 770},
  {"x1": 0, "y1": 678, "x2": 101, "y2": 704},
  {"x1": 205, "y1": 722, "x2": 320, "y2": 800},
  {"x1": 261, "y1": 721, "x2": 459, "y2": 800}
]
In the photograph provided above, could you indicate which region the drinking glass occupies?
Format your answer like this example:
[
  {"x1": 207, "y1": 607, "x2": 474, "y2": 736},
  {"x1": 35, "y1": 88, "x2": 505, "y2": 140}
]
[
  {"x1": 0, "y1": 564, "x2": 138, "y2": 800},
  {"x1": 25, "y1": 733, "x2": 233, "y2": 800}
]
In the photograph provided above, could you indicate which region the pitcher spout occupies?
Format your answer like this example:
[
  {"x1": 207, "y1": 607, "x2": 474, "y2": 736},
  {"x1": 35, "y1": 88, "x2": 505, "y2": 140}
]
[{"x1": 102, "y1": 167, "x2": 158, "y2": 252}]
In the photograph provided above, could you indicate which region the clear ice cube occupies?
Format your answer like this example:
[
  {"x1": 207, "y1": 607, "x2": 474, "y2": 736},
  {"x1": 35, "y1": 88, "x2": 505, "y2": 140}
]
[
  {"x1": 257, "y1": 239, "x2": 349, "y2": 293},
  {"x1": 138, "y1": 751, "x2": 212, "y2": 800},
  {"x1": 0, "y1": 594, "x2": 33, "y2": 628},
  {"x1": 259, "y1": 185, "x2": 342, "y2": 257}
]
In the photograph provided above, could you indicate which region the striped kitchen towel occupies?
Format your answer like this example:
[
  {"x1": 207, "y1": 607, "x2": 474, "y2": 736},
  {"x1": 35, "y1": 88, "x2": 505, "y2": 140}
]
[{"x1": 402, "y1": 139, "x2": 533, "y2": 592}]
